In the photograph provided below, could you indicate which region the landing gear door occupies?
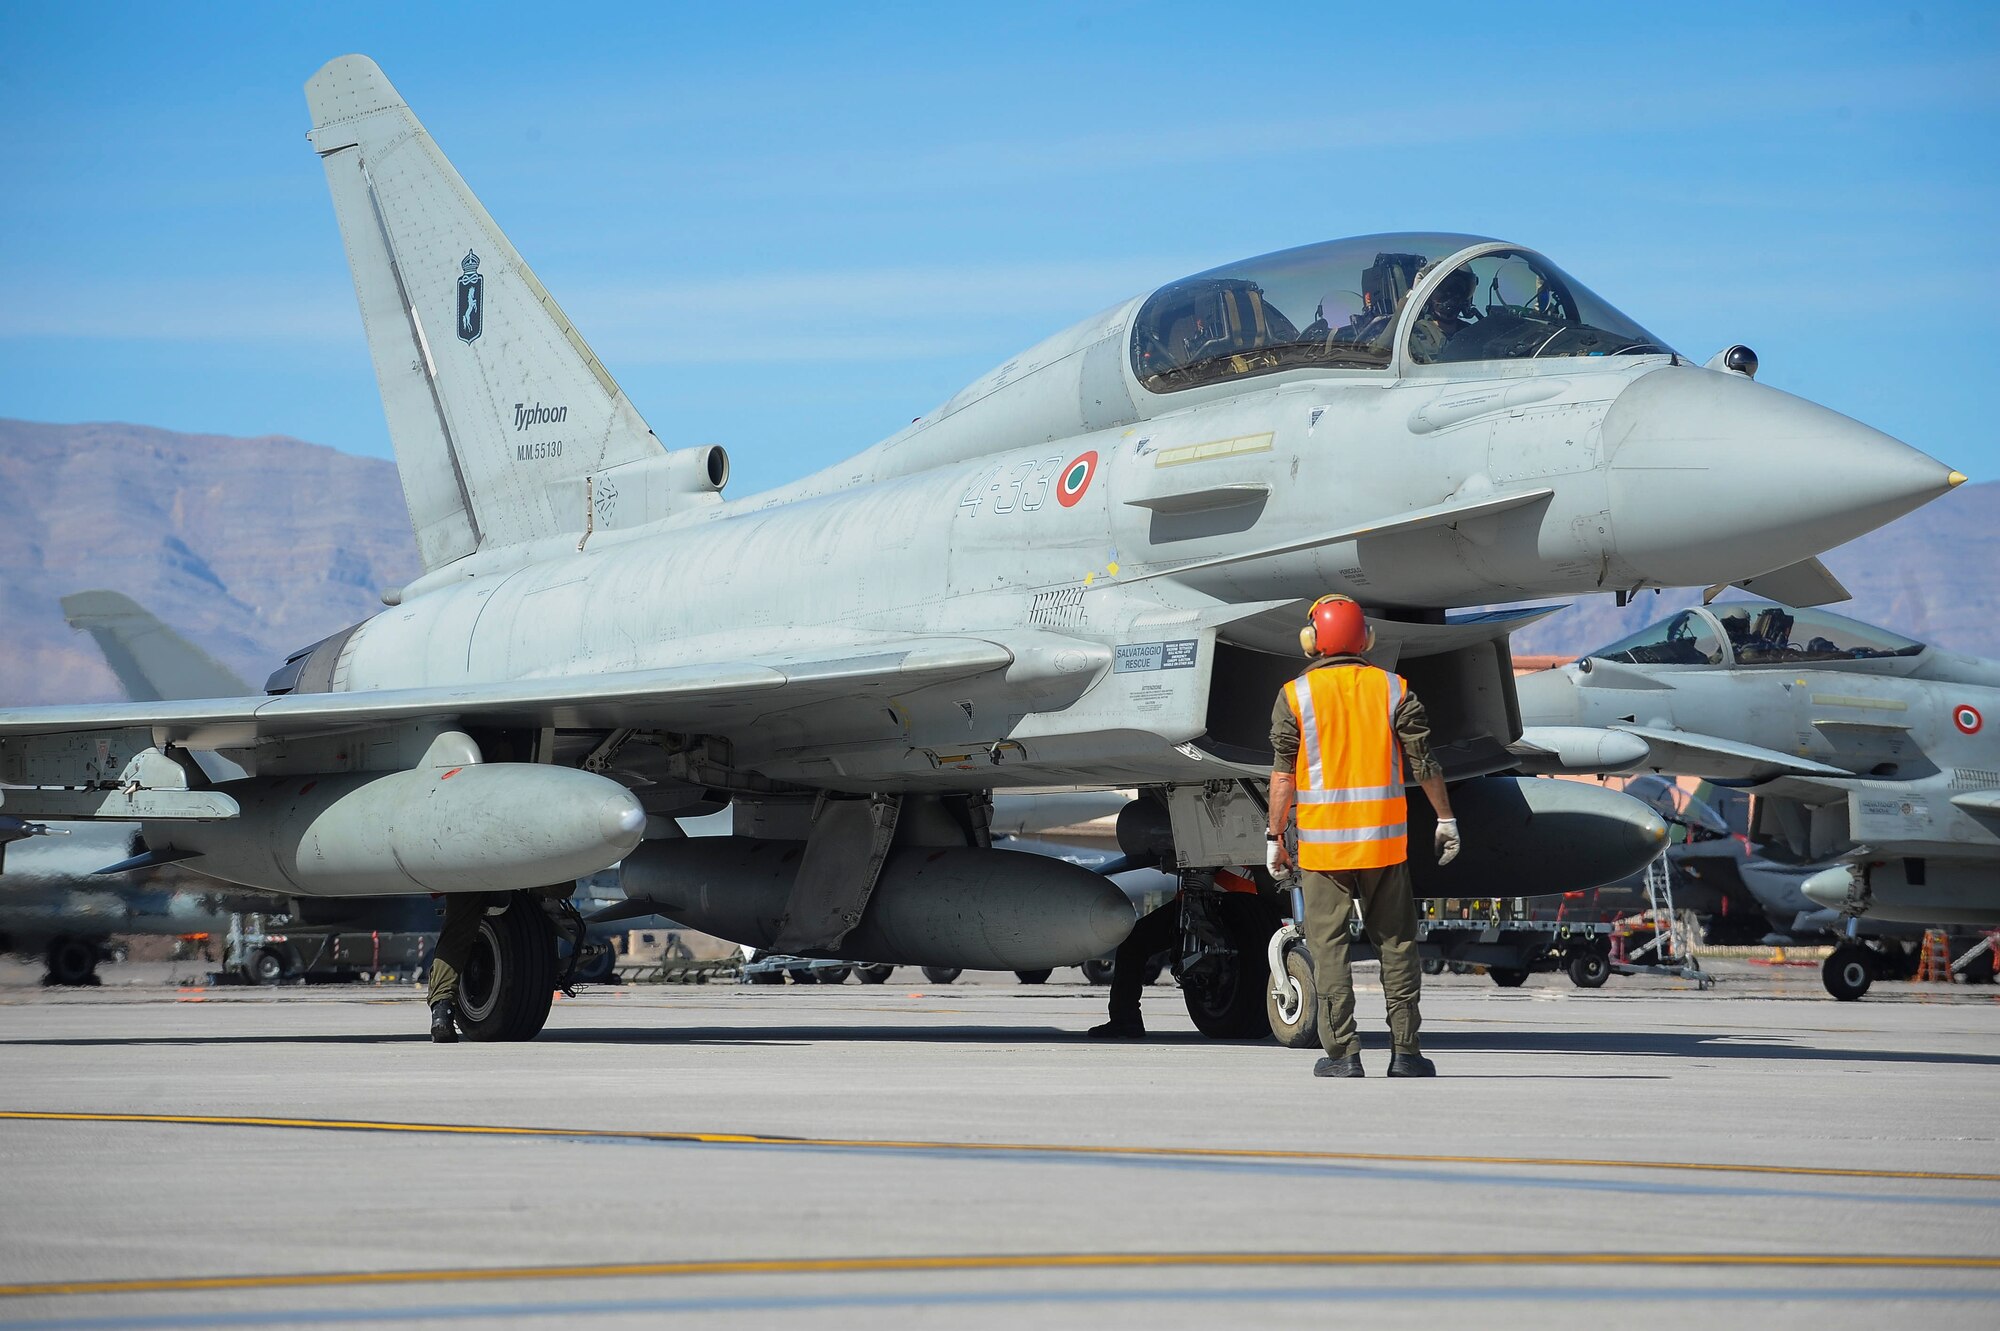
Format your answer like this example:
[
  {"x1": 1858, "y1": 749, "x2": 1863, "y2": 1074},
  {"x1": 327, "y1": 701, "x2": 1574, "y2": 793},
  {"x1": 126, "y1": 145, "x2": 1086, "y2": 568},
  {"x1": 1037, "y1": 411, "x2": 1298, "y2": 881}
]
[{"x1": 1165, "y1": 781, "x2": 1267, "y2": 869}]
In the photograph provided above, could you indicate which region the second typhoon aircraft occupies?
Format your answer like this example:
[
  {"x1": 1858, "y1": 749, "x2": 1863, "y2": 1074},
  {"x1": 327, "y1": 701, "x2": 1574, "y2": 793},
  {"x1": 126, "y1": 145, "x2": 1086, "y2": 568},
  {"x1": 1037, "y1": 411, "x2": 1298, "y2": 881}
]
[{"x1": 0, "y1": 55, "x2": 1963, "y2": 1039}]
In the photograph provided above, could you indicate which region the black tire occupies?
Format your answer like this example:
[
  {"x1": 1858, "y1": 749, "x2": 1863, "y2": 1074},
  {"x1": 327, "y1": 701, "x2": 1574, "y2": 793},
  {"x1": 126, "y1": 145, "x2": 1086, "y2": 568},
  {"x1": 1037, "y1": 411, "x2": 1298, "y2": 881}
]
[
  {"x1": 1183, "y1": 895, "x2": 1281, "y2": 1040},
  {"x1": 455, "y1": 894, "x2": 557, "y2": 1041},
  {"x1": 1957, "y1": 943, "x2": 1997, "y2": 985},
  {"x1": 920, "y1": 966, "x2": 961, "y2": 985},
  {"x1": 855, "y1": 964, "x2": 894, "y2": 984},
  {"x1": 818, "y1": 966, "x2": 851, "y2": 985},
  {"x1": 572, "y1": 945, "x2": 617, "y2": 984},
  {"x1": 1265, "y1": 943, "x2": 1318, "y2": 1049},
  {"x1": 1567, "y1": 950, "x2": 1610, "y2": 989},
  {"x1": 748, "y1": 969, "x2": 783, "y2": 985},
  {"x1": 248, "y1": 946, "x2": 291, "y2": 986},
  {"x1": 1421, "y1": 956, "x2": 1444, "y2": 976},
  {"x1": 1079, "y1": 958, "x2": 1115, "y2": 986},
  {"x1": 1488, "y1": 966, "x2": 1530, "y2": 988},
  {"x1": 1014, "y1": 969, "x2": 1053, "y2": 985},
  {"x1": 44, "y1": 937, "x2": 100, "y2": 987},
  {"x1": 1823, "y1": 945, "x2": 1874, "y2": 1001}
]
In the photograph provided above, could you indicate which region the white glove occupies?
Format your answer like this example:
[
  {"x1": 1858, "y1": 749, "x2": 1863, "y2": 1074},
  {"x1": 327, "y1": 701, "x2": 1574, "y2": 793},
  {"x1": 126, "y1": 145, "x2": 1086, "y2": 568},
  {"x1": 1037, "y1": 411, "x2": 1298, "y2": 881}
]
[
  {"x1": 1265, "y1": 836, "x2": 1289, "y2": 877},
  {"x1": 1434, "y1": 818, "x2": 1461, "y2": 866}
]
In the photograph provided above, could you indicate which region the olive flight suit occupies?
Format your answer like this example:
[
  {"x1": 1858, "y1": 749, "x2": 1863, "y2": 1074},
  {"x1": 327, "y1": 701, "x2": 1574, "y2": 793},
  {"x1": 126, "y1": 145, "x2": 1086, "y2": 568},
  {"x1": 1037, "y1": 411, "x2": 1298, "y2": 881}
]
[{"x1": 1272, "y1": 655, "x2": 1439, "y2": 1060}]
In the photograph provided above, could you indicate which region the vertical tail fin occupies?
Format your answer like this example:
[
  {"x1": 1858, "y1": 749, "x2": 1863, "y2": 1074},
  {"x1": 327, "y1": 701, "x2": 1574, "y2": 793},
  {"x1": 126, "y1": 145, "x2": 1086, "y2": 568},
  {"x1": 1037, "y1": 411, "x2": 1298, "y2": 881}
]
[
  {"x1": 305, "y1": 55, "x2": 666, "y2": 569},
  {"x1": 60, "y1": 591, "x2": 251, "y2": 701}
]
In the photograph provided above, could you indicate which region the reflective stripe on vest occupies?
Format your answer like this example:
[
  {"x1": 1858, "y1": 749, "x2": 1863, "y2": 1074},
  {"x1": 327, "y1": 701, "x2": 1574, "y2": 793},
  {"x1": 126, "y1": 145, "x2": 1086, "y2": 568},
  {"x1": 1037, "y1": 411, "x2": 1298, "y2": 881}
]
[{"x1": 1284, "y1": 664, "x2": 1409, "y2": 871}]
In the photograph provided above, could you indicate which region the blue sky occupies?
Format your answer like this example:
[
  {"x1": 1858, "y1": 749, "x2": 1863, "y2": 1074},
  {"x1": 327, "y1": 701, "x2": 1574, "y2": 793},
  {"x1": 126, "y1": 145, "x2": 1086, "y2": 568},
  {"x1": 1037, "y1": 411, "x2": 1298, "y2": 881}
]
[{"x1": 2, "y1": 2, "x2": 1996, "y2": 495}]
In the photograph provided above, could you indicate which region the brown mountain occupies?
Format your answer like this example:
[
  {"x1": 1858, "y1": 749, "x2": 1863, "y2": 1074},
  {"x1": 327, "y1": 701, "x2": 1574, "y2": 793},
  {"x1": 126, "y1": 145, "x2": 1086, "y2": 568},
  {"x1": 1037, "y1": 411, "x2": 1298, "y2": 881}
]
[
  {"x1": 0, "y1": 419, "x2": 419, "y2": 706},
  {"x1": 0, "y1": 418, "x2": 1991, "y2": 706}
]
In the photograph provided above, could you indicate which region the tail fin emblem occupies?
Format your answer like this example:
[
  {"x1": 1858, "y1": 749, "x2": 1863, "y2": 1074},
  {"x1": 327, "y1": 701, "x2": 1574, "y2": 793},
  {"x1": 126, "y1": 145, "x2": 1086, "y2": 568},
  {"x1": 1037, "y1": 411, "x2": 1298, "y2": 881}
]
[{"x1": 455, "y1": 250, "x2": 484, "y2": 343}]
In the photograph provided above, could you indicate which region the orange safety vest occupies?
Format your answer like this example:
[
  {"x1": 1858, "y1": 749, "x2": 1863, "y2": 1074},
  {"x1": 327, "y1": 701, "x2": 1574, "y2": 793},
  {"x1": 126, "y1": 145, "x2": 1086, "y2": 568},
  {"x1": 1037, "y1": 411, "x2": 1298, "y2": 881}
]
[{"x1": 1283, "y1": 663, "x2": 1409, "y2": 871}]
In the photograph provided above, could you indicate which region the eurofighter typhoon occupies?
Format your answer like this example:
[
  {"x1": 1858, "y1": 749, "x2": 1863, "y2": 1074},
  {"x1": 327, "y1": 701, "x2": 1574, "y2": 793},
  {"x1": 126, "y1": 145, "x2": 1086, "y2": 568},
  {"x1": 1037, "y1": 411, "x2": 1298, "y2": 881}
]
[
  {"x1": 0, "y1": 56, "x2": 1964, "y2": 1038},
  {"x1": 1516, "y1": 600, "x2": 2000, "y2": 996}
]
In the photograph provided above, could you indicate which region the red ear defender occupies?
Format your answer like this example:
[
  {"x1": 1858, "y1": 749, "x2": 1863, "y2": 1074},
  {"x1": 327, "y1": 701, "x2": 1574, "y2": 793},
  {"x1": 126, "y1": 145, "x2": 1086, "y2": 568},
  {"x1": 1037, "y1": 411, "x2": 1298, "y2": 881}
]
[{"x1": 1299, "y1": 595, "x2": 1369, "y2": 657}]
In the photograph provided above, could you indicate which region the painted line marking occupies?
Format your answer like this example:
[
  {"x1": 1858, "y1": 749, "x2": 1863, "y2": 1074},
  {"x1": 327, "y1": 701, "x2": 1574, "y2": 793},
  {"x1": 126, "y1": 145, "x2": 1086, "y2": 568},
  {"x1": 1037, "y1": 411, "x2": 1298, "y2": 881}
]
[
  {"x1": 5, "y1": 1251, "x2": 2000, "y2": 1300},
  {"x1": 2, "y1": 1110, "x2": 1995, "y2": 1185}
]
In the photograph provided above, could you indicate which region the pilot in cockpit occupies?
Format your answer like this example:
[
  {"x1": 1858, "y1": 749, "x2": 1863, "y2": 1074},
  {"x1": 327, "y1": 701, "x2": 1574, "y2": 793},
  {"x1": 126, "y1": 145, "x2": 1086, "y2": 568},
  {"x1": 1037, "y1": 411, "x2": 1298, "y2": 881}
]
[{"x1": 1408, "y1": 266, "x2": 1478, "y2": 361}]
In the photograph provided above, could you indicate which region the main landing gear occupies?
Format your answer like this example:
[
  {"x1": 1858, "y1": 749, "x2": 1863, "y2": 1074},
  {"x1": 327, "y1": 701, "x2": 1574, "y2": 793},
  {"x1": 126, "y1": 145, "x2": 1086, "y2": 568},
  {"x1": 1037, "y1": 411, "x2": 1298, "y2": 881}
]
[
  {"x1": 44, "y1": 936, "x2": 103, "y2": 987},
  {"x1": 1177, "y1": 880, "x2": 1283, "y2": 1040},
  {"x1": 453, "y1": 892, "x2": 559, "y2": 1041}
]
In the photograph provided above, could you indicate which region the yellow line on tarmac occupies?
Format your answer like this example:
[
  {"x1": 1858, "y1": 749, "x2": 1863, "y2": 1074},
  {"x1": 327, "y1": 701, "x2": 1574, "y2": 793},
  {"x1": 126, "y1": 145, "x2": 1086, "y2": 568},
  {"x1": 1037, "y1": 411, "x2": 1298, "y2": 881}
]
[
  {"x1": 3, "y1": 1110, "x2": 1997, "y2": 1185},
  {"x1": 6, "y1": 1251, "x2": 2000, "y2": 1299}
]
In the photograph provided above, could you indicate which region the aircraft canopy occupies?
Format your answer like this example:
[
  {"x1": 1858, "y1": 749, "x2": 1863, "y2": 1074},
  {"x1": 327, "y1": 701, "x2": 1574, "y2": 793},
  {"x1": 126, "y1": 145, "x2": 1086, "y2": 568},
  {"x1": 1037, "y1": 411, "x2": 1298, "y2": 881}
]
[
  {"x1": 1587, "y1": 601, "x2": 1925, "y2": 669},
  {"x1": 1130, "y1": 233, "x2": 1671, "y2": 393}
]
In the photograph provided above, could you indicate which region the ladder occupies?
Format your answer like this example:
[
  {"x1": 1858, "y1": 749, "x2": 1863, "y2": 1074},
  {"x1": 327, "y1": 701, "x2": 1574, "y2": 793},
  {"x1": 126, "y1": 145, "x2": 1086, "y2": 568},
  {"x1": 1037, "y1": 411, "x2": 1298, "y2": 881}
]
[
  {"x1": 1917, "y1": 929, "x2": 1954, "y2": 982},
  {"x1": 1612, "y1": 853, "x2": 1712, "y2": 987}
]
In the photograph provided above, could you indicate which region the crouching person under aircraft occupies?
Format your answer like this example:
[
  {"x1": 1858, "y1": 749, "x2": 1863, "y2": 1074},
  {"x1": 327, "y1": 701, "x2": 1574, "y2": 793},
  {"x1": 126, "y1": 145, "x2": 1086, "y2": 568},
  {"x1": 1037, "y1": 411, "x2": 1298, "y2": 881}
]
[
  {"x1": 427, "y1": 892, "x2": 500, "y2": 1043},
  {"x1": 1267, "y1": 596, "x2": 1460, "y2": 1079}
]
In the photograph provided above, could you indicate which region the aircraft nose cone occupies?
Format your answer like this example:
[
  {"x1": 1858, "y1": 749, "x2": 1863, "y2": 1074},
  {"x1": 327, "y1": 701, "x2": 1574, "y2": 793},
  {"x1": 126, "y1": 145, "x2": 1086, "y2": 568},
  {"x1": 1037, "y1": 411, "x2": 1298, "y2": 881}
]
[{"x1": 1603, "y1": 367, "x2": 1959, "y2": 587}]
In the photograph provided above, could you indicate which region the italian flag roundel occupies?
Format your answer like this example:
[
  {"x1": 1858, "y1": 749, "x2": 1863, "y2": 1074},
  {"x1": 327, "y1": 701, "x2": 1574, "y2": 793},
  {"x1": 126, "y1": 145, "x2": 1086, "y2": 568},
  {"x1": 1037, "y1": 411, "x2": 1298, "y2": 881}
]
[
  {"x1": 1056, "y1": 450, "x2": 1098, "y2": 507},
  {"x1": 1955, "y1": 704, "x2": 1982, "y2": 735}
]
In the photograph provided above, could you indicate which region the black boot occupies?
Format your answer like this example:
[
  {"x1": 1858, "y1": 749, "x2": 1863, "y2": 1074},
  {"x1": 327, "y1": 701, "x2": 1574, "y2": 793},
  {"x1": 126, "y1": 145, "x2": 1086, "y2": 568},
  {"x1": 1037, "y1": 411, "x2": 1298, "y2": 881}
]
[
  {"x1": 1088, "y1": 1016, "x2": 1145, "y2": 1040},
  {"x1": 430, "y1": 1001, "x2": 459, "y2": 1044},
  {"x1": 1387, "y1": 1052, "x2": 1436, "y2": 1077},
  {"x1": 1313, "y1": 1054, "x2": 1365, "y2": 1078}
]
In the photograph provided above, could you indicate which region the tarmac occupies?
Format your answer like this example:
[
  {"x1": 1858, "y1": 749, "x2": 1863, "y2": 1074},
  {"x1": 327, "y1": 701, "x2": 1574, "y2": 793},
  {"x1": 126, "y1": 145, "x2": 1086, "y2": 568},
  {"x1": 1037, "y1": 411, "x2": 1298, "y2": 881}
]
[{"x1": 1, "y1": 959, "x2": 1996, "y2": 1329}]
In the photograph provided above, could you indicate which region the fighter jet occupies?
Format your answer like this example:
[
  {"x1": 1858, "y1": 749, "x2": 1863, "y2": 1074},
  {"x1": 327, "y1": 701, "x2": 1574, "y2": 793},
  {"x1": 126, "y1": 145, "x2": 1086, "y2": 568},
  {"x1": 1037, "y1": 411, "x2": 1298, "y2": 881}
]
[
  {"x1": 1515, "y1": 599, "x2": 2000, "y2": 996},
  {"x1": 0, "y1": 593, "x2": 267, "y2": 984},
  {"x1": 0, "y1": 55, "x2": 1963, "y2": 1040}
]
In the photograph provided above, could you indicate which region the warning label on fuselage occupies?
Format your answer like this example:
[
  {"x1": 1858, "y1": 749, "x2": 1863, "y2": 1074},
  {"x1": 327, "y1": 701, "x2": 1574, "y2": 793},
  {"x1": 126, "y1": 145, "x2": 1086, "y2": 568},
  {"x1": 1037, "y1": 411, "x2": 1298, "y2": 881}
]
[{"x1": 1115, "y1": 640, "x2": 1199, "y2": 673}]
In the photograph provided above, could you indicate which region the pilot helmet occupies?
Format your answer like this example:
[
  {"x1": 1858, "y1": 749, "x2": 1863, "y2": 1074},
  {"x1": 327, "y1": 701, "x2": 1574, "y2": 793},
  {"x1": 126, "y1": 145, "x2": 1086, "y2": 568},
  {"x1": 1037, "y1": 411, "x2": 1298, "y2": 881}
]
[{"x1": 1432, "y1": 266, "x2": 1476, "y2": 316}]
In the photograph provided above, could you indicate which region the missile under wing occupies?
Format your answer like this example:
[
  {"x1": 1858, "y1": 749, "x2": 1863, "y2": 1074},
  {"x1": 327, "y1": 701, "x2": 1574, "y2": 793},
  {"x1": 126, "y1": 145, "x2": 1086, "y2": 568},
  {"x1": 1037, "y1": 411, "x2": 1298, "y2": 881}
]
[{"x1": 0, "y1": 55, "x2": 1966, "y2": 1038}]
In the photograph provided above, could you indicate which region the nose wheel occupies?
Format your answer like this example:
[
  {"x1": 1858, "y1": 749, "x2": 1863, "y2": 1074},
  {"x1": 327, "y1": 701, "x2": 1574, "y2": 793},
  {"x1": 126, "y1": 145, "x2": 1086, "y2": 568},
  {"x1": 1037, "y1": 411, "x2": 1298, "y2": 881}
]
[{"x1": 1265, "y1": 932, "x2": 1318, "y2": 1049}]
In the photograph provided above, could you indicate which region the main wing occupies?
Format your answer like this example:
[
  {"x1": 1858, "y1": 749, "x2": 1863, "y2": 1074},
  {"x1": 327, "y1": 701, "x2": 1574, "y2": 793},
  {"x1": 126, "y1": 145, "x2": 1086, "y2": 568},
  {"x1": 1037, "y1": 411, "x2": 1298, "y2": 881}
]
[
  {"x1": 0, "y1": 636, "x2": 1007, "y2": 748},
  {"x1": 0, "y1": 632, "x2": 1074, "y2": 810},
  {"x1": 1610, "y1": 724, "x2": 1851, "y2": 782}
]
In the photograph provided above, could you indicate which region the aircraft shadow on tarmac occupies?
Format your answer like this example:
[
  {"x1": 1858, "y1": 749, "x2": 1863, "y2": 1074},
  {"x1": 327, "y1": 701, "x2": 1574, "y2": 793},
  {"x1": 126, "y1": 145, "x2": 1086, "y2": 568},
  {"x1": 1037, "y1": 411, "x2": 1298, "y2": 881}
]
[{"x1": 9, "y1": 1025, "x2": 1996, "y2": 1068}]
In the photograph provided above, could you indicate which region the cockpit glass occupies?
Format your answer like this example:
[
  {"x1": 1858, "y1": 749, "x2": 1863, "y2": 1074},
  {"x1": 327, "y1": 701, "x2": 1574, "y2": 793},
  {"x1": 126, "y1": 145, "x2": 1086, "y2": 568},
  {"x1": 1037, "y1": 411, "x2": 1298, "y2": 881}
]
[
  {"x1": 1130, "y1": 233, "x2": 1488, "y2": 393},
  {"x1": 1406, "y1": 248, "x2": 1672, "y2": 365},
  {"x1": 1591, "y1": 609, "x2": 1724, "y2": 666},
  {"x1": 1588, "y1": 601, "x2": 1925, "y2": 668},
  {"x1": 1710, "y1": 602, "x2": 1925, "y2": 665}
]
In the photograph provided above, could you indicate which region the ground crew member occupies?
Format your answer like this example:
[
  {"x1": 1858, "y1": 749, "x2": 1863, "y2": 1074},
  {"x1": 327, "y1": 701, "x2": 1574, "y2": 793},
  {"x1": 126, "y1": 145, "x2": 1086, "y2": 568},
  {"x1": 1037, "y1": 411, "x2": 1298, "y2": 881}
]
[
  {"x1": 1267, "y1": 595, "x2": 1460, "y2": 1078},
  {"x1": 426, "y1": 892, "x2": 496, "y2": 1043},
  {"x1": 1087, "y1": 895, "x2": 1176, "y2": 1040}
]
